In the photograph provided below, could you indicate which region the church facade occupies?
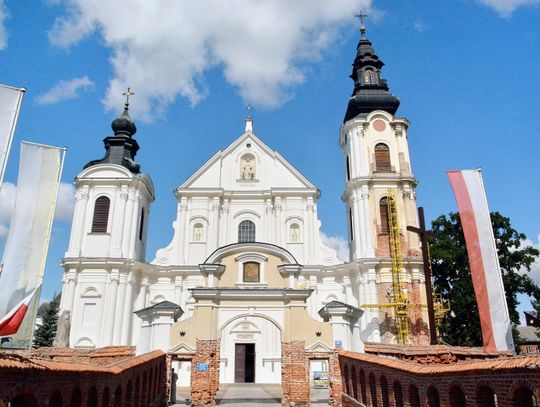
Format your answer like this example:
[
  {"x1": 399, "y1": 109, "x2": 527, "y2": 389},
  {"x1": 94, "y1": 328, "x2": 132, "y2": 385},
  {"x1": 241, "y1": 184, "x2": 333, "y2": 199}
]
[{"x1": 58, "y1": 26, "x2": 429, "y2": 388}]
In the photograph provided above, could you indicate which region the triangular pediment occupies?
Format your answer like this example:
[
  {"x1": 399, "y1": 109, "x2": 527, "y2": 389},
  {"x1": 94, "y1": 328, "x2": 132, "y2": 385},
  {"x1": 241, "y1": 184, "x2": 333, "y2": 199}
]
[
  {"x1": 168, "y1": 342, "x2": 196, "y2": 354},
  {"x1": 177, "y1": 131, "x2": 317, "y2": 192},
  {"x1": 305, "y1": 340, "x2": 334, "y2": 353}
]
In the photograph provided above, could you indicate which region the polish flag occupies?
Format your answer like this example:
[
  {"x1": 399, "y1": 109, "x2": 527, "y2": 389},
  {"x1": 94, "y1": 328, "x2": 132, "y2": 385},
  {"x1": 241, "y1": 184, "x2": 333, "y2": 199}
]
[
  {"x1": 0, "y1": 288, "x2": 37, "y2": 337},
  {"x1": 447, "y1": 169, "x2": 514, "y2": 352}
]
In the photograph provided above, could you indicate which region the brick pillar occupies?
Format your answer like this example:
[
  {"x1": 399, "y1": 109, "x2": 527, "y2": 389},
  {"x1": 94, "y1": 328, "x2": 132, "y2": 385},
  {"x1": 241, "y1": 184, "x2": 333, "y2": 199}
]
[
  {"x1": 190, "y1": 340, "x2": 220, "y2": 406},
  {"x1": 281, "y1": 341, "x2": 310, "y2": 406},
  {"x1": 329, "y1": 352, "x2": 343, "y2": 407}
]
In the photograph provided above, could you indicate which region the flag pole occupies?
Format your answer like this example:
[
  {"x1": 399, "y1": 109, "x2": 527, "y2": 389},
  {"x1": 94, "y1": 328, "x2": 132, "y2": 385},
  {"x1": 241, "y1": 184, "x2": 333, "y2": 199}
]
[{"x1": 27, "y1": 285, "x2": 41, "y2": 354}]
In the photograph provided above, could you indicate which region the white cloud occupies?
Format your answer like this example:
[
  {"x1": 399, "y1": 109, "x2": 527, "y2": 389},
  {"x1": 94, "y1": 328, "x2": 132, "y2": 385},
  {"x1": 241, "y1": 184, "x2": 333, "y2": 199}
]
[
  {"x1": 476, "y1": 0, "x2": 540, "y2": 17},
  {"x1": 48, "y1": 0, "x2": 371, "y2": 121},
  {"x1": 522, "y1": 234, "x2": 540, "y2": 287},
  {"x1": 0, "y1": 181, "x2": 75, "y2": 237},
  {"x1": 35, "y1": 76, "x2": 94, "y2": 105},
  {"x1": 320, "y1": 232, "x2": 350, "y2": 262},
  {"x1": 0, "y1": 0, "x2": 8, "y2": 50}
]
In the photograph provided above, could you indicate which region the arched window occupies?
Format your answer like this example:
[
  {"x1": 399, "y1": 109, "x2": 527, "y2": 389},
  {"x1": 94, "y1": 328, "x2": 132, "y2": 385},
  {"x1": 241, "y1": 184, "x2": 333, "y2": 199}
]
[
  {"x1": 393, "y1": 381, "x2": 404, "y2": 407},
  {"x1": 114, "y1": 385, "x2": 122, "y2": 407},
  {"x1": 240, "y1": 153, "x2": 256, "y2": 180},
  {"x1": 512, "y1": 386, "x2": 536, "y2": 407},
  {"x1": 364, "y1": 70, "x2": 372, "y2": 84},
  {"x1": 346, "y1": 156, "x2": 351, "y2": 181},
  {"x1": 87, "y1": 387, "x2": 98, "y2": 407},
  {"x1": 91, "y1": 196, "x2": 110, "y2": 233},
  {"x1": 375, "y1": 143, "x2": 391, "y2": 172},
  {"x1": 380, "y1": 375, "x2": 390, "y2": 407},
  {"x1": 193, "y1": 222, "x2": 204, "y2": 242},
  {"x1": 427, "y1": 386, "x2": 441, "y2": 407},
  {"x1": 449, "y1": 385, "x2": 466, "y2": 407},
  {"x1": 102, "y1": 387, "x2": 110, "y2": 407},
  {"x1": 11, "y1": 394, "x2": 38, "y2": 407},
  {"x1": 289, "y1": 223, "x2": 300, "y2": 243},
  {"x1": 380, "y1": 197, "x2": 389, "y2": 234},
  {"x1": 409, "y1": 385, "x2": 420, "y2": 407},
  {"x1": 138, "y1": 208, "x2": 145, "y2": 240},
  {"x1": 238, "y1": 220, "x2": 255, "y2": 243},
  {"x1": 71, "y1": 387, "x2": 82, "y2": 407},
  {"x1": 476, "y1": 386, "x2": 496, "y2": 407},
  {"x1": 359, "y1": 370, "x2": 367, "y2": 404},
  {"x1": 351, "y1": 366, "x2": 358, "y2": 400},
  {"x1": 49, "y1": 391, "x2": 63, "y2": 407},
  {"x1": 243, "y1": 262, "x2": 260, "y2": 283},
  {"x1": 343, "y1": 365, "x2": 350, "y2": 395}
]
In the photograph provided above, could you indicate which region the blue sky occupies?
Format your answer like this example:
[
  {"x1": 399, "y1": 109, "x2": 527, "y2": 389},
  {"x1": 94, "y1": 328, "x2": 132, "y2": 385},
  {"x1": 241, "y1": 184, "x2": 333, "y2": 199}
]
[{"x1": 0, "y1": 0, "x2": 539, "y2": 319}]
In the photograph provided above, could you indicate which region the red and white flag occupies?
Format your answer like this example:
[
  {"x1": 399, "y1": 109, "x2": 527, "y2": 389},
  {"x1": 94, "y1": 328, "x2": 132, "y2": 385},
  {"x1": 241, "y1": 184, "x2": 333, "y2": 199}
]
[
  {"x1": 447, "y1": 169, "x2": 514, "y2": 352},
  {"x1": 0, "y1": 288, "x2": 37, "y2": 336}
]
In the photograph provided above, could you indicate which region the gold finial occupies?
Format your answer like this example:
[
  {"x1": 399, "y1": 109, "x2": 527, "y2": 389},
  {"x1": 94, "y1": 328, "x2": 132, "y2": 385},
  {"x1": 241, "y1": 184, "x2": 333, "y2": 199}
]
[
  {"x1": 122, "y1": 87, "x2": 135, "y2": 109},
  {"x1": 246, "y1": 104, "x2": 253, "y2": 119},
  {"x1": 354, "y1": 11, "x2": 368, "y2": 38}
]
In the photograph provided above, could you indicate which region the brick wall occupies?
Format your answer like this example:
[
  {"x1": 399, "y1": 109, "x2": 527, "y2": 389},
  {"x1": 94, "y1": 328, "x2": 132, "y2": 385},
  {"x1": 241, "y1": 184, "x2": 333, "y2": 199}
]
[
  {"x1": 340, "y1": 349, "x2": 540, "y2": 407},
  {"x1": 0, "y1": 347, "x2": 167, "y2": 407},
  {"x1": 190, "y1": 339, "x2": 220, "y2": 407}
]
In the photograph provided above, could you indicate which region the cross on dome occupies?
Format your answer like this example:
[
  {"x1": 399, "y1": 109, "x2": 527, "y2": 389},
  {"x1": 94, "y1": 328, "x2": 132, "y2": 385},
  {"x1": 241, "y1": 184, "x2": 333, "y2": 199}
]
[
  {"x1": 354, "y1": 11, "x2": 368, "y2": 38},
  {"x1": 122, "y1": 87, "x2": 135, "y2": 109}
]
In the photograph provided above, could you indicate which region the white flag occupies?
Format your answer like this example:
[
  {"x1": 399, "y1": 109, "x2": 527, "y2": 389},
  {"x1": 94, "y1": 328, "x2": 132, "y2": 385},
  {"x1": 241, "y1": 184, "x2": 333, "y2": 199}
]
[
  {"x1": 0, "y1": 142, "x2": 65, "y2": 324},
  {"x1": 0, "y1": 84, "x2": 25, "y2": 188}
]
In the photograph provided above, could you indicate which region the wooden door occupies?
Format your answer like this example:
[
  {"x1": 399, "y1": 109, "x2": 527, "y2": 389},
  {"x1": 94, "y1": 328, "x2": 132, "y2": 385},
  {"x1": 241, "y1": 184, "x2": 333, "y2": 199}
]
[{"x1": 235, "y1": 343, "x2": 255, "y2": 383}]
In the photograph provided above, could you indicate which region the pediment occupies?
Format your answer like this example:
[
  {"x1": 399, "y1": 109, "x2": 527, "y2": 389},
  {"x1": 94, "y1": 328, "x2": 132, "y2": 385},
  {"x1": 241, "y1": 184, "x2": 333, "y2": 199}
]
[
  {"x1": 305, "y1": 341, "x2": 334, "y2": 353},
  {"x1": 177, "y1": 131, "x2": 317, "y2": 192},
  {"x1": 168, "y1": 342, "x2": 196, "y2": 354}
]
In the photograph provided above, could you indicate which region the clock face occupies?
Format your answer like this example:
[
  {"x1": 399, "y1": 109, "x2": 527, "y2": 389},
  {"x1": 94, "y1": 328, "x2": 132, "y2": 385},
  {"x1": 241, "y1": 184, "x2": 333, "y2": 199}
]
[{"x1": 373, "y1": 119, "x2": 386, "y2": 132}]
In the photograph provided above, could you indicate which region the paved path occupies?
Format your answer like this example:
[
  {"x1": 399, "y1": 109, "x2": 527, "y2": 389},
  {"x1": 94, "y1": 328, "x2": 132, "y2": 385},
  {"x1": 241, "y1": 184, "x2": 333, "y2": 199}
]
[{"x1": 170, "y1": 384, "x2": 331, "y2": 406}]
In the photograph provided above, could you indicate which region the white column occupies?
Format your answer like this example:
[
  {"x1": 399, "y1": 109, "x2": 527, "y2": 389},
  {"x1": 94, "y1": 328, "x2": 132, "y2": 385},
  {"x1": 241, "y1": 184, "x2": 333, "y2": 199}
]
[
  {"x1": 67, "y1": 188, "x2": 90, "y2": 257},
  {"x1": 352, "y1": 195, "x2": 361, "y2": 259},
  {"x1": 122, "y1": 189, "x2": 136, "y2": 257},
  {"x1": 367, "y1": 267, "x2": 380, "y2": 342},
  {"x1": 274, "y1": 197, "x2": 282, "y2": 246},
  {"x1": 132, "y1": 277, "x2": 148, "y2": 345},
  {"x1": 104, "y1": 270, "x2": 119, "y2": 345},
  {"x1": 128, "y1": 191, "x2": 141, "y2": 260},
  {"x1": 65, "y1": 270, "x2": 77, "y2": 313},
  {"x1": 210, "y1": 197, "x2": 220, "y2": 252},
  {"x1": 357, "y1": 127, "x2": 369, "y2": 175},
  {"x1": 343, "y1": 275, "x2": 353, "y2": 304},
  {"x1": 174, "y1": 275, "x2": 182, "y2": 305},
  {"x1": 362, "y1": 186, "x2": 375, "y2": 257},
  {"x1": 120, "y1": 271, "x2": 134, "y2": 344},
  {"x1": 177, "y1": 197, "x2": 188, "y2": 264},
  {"x1": 306, "y1": 198, "x2": 315, "y2": 263},
  {"x1": 219, "y1": 199, "x2": 229, "y2": 246},
  {"x1": 265, "y1": 199, "x2": 273, "y2": 243},
  {"x1": 113, "y1": 271, "x2": 128, "y2": 344},
  {"x1": 111, "y1": 187, "x2": 129, "y2": 257}
]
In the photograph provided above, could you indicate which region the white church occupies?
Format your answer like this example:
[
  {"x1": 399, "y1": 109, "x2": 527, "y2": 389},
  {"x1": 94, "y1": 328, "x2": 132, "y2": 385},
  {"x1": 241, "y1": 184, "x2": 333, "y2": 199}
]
[{"x1": 58, "y1": 25, "x2": 428, "y2": 385}]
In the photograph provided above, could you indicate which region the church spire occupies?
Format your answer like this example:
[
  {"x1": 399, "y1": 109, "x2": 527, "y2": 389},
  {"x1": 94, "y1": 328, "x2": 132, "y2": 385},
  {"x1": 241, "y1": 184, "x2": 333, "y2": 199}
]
[
  {"x1": 84, "y1": 88, "x2": 141, "y2": 173},
  {"x1": 343, "y1": 16, "x2": 400, "y2": 123},
  {"x1": 245, "y1": 104, "x2": 253, "y2": 132}
]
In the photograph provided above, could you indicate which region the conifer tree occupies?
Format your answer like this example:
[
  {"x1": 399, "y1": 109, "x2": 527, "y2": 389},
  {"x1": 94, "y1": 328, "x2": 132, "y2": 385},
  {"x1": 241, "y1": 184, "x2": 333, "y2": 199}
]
[{"x1": 33, "y1": 293, "x2": 60, "y2": 348}]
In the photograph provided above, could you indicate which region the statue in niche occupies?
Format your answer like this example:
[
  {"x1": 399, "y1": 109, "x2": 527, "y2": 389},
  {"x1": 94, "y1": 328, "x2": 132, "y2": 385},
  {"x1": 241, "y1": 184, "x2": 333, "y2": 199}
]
[
  {"x1": 193, "y1": 223, "x2": 203, "y2": 242},
  {"x1": 240, "y1": 156, "x2": 255, "y2": 180},
  {"x1": 290, "y1": 224, "x2": 300, "y2": 243}
]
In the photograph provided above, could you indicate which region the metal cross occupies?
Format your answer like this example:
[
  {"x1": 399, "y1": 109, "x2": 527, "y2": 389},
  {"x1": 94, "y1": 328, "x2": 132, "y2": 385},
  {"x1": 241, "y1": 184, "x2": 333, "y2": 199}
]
[
  {"x1": 246, "y1": 104, "x2": 253, "y2": 119},
  {"x1": 354, "y1": 11, "x2": 368, "y2": 27},
  {"x1": 122, "y1": 87, "x2": 135, "y2": 107}
]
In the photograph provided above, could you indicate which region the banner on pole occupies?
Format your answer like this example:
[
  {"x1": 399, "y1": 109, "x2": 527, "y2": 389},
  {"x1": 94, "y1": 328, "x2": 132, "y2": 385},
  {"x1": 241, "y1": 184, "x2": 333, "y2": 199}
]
[
  {"x1": 0, "y1": 142, "x2": 65, "y2": 341},
  {"x1": 0, "y1": 84, "x2": 25, "y2": 188},
  {"x1": 447, "y1": 169, "x2": 514, "y2": 352}
]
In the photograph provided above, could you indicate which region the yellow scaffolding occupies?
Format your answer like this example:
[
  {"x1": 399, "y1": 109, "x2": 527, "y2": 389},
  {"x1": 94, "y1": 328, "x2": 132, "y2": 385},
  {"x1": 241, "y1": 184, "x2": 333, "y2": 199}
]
[{"x1": 387, "y1": 189, "x2": 410, "y2": 344}]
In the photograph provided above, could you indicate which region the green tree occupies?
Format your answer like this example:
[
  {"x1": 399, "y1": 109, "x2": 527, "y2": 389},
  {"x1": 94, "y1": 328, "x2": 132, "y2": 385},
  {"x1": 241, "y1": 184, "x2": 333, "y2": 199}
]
[
  {"x1": 33, "y1": 293, "x2": 60, "y2": 348},
  {"x1": 429, "y1": 212, "x2": 540, "y2": 347}
]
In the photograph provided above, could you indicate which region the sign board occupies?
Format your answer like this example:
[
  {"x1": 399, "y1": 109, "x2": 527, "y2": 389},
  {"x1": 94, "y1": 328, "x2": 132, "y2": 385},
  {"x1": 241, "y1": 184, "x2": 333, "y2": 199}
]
[
  {"x1": 196, "y1": 363, "x2": 209, "y2": 371},
  {"x1": 313, "y1": 371, "x2": 330, "y2": 388},
  {"x1": 334, "y1": 340, "x2": 342, "y2": 349}
]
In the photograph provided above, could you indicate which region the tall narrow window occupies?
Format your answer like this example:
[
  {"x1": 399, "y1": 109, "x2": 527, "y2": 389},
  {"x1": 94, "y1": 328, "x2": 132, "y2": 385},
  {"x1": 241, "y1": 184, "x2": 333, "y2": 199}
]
[
  {"x1": 238, "y1": 220, "x2": 256, "y2": 243},
  {"x1": 138, "y1": 208, "x2": 145, "y2": 240},
  {"x1": 91, "y1": 196, "x2": 110, "y2": 233},
  {"x1": 380, "y1": 197, "x2": 389, "y2": 234},
  {"x1": 349, "y1": 208, "x2": 354, "y2": 241},
  {"x1": 375, "y1": 143, "x2": 391, "y2": 172},
  {"x1": 346, "y1": 156, "x2": 351, "y2": 181}
]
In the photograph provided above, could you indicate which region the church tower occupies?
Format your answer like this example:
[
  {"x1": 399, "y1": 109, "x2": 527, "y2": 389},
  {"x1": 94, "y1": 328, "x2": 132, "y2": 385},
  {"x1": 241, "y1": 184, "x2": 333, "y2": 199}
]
[
  {"x1": 60, "y1": 97, "x2": 155, "y2": 348},
  {"x1": 340, "y1": 21, "x2": 427, "y2": 344}
]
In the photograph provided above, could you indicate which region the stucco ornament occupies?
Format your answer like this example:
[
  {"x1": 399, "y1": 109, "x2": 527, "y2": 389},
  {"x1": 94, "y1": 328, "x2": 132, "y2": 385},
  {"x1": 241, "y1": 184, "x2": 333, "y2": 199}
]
[{"x1": 240, "y1": 156, "x2": 255, "y2": 179}]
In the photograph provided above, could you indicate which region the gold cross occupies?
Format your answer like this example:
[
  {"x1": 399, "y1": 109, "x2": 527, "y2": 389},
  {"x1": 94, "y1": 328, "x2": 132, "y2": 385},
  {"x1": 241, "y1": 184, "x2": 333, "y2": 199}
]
[{"x1": 122, "y1": 87, "x2": 135, "y2": 108}]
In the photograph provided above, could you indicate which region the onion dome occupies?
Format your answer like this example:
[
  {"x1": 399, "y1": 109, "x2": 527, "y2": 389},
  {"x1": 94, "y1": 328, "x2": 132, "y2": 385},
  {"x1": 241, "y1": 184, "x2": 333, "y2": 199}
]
[{"x1": 343, "y1": 25, "x2": 400, "y2": 123}]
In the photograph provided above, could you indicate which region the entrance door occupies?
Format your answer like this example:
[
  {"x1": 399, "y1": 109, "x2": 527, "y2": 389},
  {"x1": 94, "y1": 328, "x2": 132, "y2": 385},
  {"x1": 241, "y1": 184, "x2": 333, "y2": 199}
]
[{"x1": 234, "y1": 343, "x2": 255, "y2": 383}]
